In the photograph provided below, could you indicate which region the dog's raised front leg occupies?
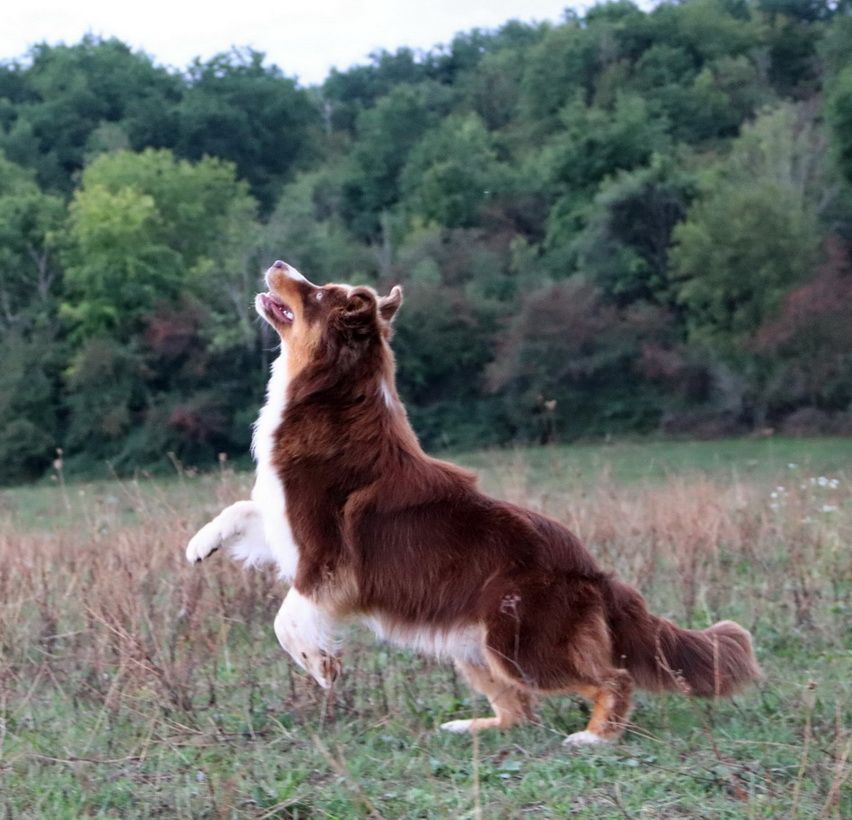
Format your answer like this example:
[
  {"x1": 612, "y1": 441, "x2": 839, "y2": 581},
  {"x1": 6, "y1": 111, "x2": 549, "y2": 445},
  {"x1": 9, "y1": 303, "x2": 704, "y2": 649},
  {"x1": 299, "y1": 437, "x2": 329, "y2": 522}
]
[
  {"x1": 185, "y1": 500, "x2": 269, "y2": 564},
  {"x1": 274, "y1": 587, "x2": 341, "y2": 688}
]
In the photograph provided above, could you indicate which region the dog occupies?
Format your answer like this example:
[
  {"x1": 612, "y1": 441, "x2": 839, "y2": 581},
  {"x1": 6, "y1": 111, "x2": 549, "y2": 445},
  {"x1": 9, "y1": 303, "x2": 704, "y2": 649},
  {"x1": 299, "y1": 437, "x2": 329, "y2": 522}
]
[{"x1": 186, "y1": 260, "x2": 760, "y2": 745}]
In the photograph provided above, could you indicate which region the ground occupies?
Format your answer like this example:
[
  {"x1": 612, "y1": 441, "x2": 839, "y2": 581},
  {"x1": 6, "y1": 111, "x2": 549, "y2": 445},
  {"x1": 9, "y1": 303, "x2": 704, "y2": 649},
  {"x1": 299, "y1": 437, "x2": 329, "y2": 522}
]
[{"x1": 1, "y1": 437, "x2": 850, "y2": 818}]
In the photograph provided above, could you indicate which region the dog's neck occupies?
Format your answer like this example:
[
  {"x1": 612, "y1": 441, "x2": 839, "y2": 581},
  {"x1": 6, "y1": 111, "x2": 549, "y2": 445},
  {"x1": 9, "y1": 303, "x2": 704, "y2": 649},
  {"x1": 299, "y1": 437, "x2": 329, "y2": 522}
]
[{"x1": 272, "y1": 339, "x2": 421, "y2": 471}]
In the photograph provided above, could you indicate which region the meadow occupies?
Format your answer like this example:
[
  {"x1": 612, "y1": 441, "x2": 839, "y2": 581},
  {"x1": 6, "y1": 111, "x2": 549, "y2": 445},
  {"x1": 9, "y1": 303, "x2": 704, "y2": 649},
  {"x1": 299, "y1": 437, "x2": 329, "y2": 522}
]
[{"x1": 1, "y1": 438, "x2": 850, "y2": 818}]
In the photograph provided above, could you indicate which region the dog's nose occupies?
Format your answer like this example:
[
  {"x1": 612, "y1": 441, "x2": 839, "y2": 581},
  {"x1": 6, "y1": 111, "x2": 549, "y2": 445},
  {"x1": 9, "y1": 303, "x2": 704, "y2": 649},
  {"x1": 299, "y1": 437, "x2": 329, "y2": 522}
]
[{"x1": 266, "y1": 259, "x2": 311, "y2": 287}]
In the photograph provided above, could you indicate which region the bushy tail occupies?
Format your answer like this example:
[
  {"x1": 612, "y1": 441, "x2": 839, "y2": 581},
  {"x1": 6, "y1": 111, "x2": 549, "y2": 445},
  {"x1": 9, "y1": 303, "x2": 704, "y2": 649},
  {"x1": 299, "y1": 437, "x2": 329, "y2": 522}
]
[{"x1": 605, "y1": 579, "x2": 760, "y2": 697}]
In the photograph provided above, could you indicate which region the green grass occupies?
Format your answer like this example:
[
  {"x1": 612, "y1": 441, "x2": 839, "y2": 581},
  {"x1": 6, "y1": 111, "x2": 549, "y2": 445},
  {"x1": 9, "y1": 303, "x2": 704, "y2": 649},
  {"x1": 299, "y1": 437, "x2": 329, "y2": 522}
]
[
  {"x1": 4, "y1": 436, "x2": 852, "y2": 531},
  {"x1": 463, "y1": 435, "x2": 852, "y2": 491},
  {"x1": 1, "y1": 437, "x2": 850, "y2": 817}
]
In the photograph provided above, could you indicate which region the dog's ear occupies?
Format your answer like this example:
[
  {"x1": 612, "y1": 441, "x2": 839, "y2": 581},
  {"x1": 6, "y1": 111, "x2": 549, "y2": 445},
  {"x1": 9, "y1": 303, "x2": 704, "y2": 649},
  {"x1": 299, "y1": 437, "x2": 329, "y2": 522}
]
[
  {"x1": 338, "y1": 288, "x2": 377, "y2": 336},
  {"x1": 379, "y1": 285, "x2": 403, "y2": 323}
]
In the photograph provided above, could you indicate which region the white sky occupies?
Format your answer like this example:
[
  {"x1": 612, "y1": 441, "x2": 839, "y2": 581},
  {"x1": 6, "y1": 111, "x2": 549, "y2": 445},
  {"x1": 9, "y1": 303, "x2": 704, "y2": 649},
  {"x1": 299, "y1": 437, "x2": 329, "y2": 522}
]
[{"x1": 0, "y1": 0, "x2": 622, "y2": 86}]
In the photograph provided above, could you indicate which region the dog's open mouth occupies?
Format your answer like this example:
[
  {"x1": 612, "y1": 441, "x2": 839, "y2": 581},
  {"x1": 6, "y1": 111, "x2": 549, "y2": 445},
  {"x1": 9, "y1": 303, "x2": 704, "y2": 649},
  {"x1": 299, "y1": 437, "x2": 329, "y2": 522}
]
[{"x1": 259, "y1": 292, "x2": 295, "y2": 325}]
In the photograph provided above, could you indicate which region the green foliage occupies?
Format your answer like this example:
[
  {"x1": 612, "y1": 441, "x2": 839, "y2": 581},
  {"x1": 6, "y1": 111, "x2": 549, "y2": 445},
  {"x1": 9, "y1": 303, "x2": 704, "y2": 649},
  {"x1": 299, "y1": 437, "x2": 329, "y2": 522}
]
[
  {"x1": 0, "y1": 37, "x2": 181, "y2": 191},
  {"x1": 0, "y1": 153, "x2": 65, "y2": 329},
  {"x1": 63, "y1": 338, "x2": 141, "y2": 462},
  {"x1": 0, "y1": 332, "x2": 58, "y2": 482},
  {"x1": 671, "y1": 104, "x2": 824, "y2": 356},
  {"x1": 488, "y1": 279, "x2": 667, "y2": 439},
  {"x1": 402, "y1": 114, "x2": 507, "y2": 228},
  {"x1": 261, "y1": 168, "x2": 377, "y2": 284},
  {"x1": 342, "y1": 83, "x2": 452, "y2": 239},
  {"x1": 673, "y1": 182, "x2": 818, "y2": 344},
  {"x1": 62, "y1": 149, "x2": 256, "y2": 339},
  {"x1": 542, "y1": 93, "x2": 670, "y2": 265},
  {"x1": 174, "y1": 49, "x2": 320, "y2": 208},
  {"x1": 827, "y1": 64, "x2": 852, "y2": 186},
  {"x1": 574, "y1": 156, "x2": 694, "y2": 306},
  {"x1": 3, "y1": 1, "x2": 852, "y2": 482}
]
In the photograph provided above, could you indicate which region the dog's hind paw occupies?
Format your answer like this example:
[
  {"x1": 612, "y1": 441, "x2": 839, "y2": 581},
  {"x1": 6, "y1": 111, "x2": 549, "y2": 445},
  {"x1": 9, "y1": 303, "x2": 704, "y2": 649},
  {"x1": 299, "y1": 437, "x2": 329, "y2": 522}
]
[
  {"x1": 440, "y1": 719, "x2": 476, "y2": 734},
  {"x1": 562, "y1": 730, "x2": 608, "y2": 747}
]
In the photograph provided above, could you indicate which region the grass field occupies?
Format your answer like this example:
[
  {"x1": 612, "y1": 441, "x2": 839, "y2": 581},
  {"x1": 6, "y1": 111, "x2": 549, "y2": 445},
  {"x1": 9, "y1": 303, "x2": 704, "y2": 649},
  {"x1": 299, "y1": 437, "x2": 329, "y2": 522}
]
[{"x1": 1, "y1": 438, "x2": 850, "y2": 817}]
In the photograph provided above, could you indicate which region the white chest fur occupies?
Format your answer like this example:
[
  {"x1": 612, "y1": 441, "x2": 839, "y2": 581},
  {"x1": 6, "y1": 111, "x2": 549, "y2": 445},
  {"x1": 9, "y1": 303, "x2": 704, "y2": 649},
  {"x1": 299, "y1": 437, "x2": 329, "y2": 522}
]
[
  {"x1": 366, "y1": 616, "x2": 485, "y2": 665},
  {"x1": 251, "y1": 350, "x2": 300, "y2": 580}
]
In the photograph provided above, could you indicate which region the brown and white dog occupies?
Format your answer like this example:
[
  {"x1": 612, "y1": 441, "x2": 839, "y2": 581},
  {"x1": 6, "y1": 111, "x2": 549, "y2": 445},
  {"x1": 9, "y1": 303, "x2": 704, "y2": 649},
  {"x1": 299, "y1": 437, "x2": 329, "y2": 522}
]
[{"x1": 186, "y1": 260, "x2": 760, "y2": 745}]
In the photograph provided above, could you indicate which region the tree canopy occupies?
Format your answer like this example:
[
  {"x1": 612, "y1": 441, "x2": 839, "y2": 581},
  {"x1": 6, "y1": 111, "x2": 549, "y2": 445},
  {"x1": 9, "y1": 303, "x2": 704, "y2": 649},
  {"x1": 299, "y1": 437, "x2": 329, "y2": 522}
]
[{"x1": 2, "y1": 0, "x2": 852, "y2": 482}]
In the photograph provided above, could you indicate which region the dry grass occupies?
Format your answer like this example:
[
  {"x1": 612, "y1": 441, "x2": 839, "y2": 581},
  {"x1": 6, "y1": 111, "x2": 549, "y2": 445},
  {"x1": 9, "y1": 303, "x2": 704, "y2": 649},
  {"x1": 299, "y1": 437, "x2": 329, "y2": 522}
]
[{"x1": 0, "y1": 450, "x2": 850, "y2": 817}]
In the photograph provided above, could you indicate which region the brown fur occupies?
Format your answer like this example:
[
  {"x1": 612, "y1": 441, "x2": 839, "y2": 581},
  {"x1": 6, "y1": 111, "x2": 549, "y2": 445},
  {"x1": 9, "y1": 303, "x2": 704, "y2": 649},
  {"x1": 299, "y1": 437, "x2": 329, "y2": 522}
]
[{"x1": 263, "y1": 266, "x2": 761, "y2": 741}]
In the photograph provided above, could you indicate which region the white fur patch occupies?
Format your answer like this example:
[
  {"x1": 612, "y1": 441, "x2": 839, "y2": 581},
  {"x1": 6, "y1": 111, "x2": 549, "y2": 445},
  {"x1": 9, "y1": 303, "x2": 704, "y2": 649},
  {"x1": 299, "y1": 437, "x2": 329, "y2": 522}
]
[
  {"x1": 185, "y1": 499, "x2": 271, "y2": 565},
  {"x1": 562, "y1": 730, "x2": 607, "y2": 747},
  {"x1": 251, "y1": 350, "x2": 300, "y2": 580},
  {"x1": 274, "y1": 588, "x2": 339, "y2": 688},
  {"x1": 379, "y1": 379, "x2": 395, "y2": 408},
  {"x1": 366, "y1": 617, "x2": 485, "y2": 665},
  {"x1": 440, "y1": 719, "x2": 478, "y2": 734}
]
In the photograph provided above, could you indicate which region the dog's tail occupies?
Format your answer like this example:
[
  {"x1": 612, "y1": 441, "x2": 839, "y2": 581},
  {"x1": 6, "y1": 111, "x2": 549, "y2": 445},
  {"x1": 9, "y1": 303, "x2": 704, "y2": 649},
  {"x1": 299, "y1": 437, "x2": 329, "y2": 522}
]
[{"x1": 605, "y1": 579, "x2": 760, "y2": 697}]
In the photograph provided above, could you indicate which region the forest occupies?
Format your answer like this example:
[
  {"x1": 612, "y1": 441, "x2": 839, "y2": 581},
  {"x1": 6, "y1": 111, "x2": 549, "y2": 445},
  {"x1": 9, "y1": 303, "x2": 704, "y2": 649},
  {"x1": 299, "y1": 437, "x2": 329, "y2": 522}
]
[{"x1": 1, "y1": 0, "x2": 852, "y2": 483}]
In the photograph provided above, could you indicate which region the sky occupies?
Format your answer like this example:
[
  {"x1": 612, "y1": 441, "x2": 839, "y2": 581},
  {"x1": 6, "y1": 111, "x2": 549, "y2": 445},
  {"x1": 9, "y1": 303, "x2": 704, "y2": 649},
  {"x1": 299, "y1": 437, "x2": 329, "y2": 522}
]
[{"x1": 0, "y1": 0, "x2": 615, "y2": 86}]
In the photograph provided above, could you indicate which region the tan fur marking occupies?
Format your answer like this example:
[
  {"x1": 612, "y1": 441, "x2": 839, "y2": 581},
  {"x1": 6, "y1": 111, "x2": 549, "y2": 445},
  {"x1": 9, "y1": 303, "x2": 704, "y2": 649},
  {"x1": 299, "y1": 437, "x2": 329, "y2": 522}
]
[
  {"x1": 265, "y1": 269, "x2": 324, "y2": 382},
  {"x1": 442, "y1": 661, "x2": 536, "y2": 733},
  {"x1": 573, "y1": 671, "x2": 634, "y2": 740}
]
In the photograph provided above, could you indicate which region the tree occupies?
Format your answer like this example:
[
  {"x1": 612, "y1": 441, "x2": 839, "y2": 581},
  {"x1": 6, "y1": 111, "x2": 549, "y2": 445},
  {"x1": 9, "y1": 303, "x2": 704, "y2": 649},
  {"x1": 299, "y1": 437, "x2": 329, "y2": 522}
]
[
  {"x1": 322, "y1": 48, "x2": 429, "y2": 135},
  {"x1": 62, "y1": 149, "x2": 257, "y2": 339},
  {"x1": 754, "y1": 236, "x2": 852, "y2": 418},
  {"x1": 0, "y1": 153, "x2": 64, "y2": 331},
  {"x1": 401, "y1": 114, "x2": 507, "y2": 229},
  {"x1": 260, "y1": 168, "x2": 377, "y2": 287},
  {"x1": 827, "y1": 65, "x2": 852, "y2": 186},
  {"x1": 0, "y1": 331, "x2": 59, "y2": 483},
  {"x1": 342, "y1": 83, "x2": 452, "y2": 239},
  {"x1": 175, "y1": 49, "x2": 319, "y2": 208},
  {"x1": 574, "y1": 156, "x2": 694, "y2": 307},
  {"x1": 487, "y1": 278, "x2": 667, "y2": 440},
  {"x1": 541, "y1": 93, "x2": 670, "y2": 265},
  {"x1": 672, "y1": 181, "x2": 818, "y2": 347},
  {"x1": 0, "y1": 37, "x2": 181, "y2": 192},
  {"x1": 669, "y1": 104, "x2": 827, "y2": 421}
]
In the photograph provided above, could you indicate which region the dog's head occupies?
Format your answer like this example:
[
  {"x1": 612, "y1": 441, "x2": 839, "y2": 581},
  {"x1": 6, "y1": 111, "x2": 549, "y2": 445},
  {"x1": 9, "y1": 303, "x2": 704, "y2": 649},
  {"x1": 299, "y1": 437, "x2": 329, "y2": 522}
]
[{"x1": 256, "y1": 260, "x2": 402, "y2": 383}]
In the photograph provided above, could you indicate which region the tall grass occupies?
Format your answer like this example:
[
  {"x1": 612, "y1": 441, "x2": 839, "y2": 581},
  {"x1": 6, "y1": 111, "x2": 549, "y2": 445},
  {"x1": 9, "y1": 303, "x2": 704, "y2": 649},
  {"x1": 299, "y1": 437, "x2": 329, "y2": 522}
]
[{"x1": 0, "y1": 454, "x2": 849, "y2": 817}]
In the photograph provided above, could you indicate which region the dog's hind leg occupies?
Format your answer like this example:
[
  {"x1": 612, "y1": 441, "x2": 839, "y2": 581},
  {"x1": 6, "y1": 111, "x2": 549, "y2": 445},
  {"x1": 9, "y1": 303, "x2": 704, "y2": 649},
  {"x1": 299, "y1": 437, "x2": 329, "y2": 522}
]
[
  {"x1": 440, "y1": 661, "x2": 535, "y2": 734},
  {"x1": 563, "y1": 670, "x2": 634, "y2": 746},
  {"x1": 481, "y1": 577, "x2": 634, "y2": 745}
]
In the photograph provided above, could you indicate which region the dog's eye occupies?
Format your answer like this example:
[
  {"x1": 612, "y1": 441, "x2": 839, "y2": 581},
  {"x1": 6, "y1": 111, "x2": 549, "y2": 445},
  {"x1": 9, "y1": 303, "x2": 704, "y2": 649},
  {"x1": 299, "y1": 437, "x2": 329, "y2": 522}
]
[{"x1": 316, "y1": 291, "x2": 324, "y2": 302}]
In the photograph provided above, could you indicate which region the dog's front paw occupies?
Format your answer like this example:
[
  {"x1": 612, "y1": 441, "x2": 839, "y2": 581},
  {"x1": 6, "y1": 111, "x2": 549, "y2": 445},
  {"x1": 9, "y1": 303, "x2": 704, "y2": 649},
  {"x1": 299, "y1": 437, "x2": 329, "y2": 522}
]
[
  {"x1": 185, "y1": 523, "x2": 221, "y2": 564},
  {"x1": 298, "y1": 649, "x2": 341, "y2": 689}
]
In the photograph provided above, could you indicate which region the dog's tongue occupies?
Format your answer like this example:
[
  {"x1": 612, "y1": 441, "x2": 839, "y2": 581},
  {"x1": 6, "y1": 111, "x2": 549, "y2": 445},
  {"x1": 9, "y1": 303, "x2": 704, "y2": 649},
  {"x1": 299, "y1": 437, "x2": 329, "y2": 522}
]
[{"x1": 261, "y1": 293, "x2": 294, "y2": 324}]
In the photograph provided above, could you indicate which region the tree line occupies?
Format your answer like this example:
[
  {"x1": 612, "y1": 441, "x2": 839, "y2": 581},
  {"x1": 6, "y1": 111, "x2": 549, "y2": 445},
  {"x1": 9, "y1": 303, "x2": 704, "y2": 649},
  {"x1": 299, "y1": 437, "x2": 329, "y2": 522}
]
[{"x1": 2, "y1": 0, "x2": 852, "y2": 483}]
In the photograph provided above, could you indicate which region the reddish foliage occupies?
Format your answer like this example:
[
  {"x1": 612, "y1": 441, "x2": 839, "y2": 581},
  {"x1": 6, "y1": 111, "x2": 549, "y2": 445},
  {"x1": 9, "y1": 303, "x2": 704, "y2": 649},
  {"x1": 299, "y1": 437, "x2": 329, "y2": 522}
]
[
  {"x1": 756, "y1": 236, "x2": 852, "y2": 351},
  {"x1": 167, "y1": 403, "x2": 226, "y2": 443},
  {"x1": 144, "y1": 302, "x2": 205, "y2": 360},
  {"x1": 639, "y1": 343, "x2": 687, "y2": 381}
]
